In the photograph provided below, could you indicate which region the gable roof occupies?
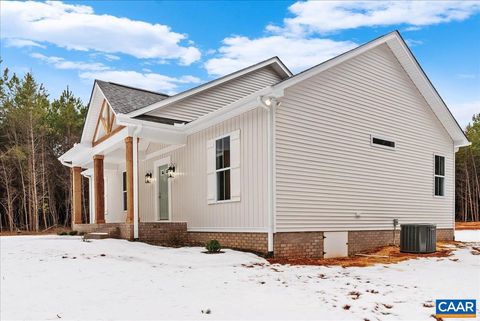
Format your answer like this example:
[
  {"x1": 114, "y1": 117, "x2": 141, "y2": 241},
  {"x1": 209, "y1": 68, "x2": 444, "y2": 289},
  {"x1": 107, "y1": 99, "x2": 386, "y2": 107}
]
[
  {"x1": 96, "y1": 80, "x2": 169, "y2": 114},
  {"x1": 127, "y1": 56, "x2": 292, "y2": 117},
  {"x1": 271, "y1": 30, "x2": 469, "y2": 148}
]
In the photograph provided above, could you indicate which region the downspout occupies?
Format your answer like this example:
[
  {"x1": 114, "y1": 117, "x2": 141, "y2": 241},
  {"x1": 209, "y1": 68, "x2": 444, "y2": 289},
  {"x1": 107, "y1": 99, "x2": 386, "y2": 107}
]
[
  {"x1": 133, "y1": 125, "x2": 142, "y2": 239},
  {"x1": 258, "y1": 96, "x2": 279, "y2": 256}
]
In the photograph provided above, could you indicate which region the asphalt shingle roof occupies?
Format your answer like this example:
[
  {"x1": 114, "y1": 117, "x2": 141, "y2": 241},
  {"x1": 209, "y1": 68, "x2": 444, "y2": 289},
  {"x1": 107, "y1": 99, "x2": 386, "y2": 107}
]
[{"x1": 96, "y1": 80, "x2": 169, "y2": 114}]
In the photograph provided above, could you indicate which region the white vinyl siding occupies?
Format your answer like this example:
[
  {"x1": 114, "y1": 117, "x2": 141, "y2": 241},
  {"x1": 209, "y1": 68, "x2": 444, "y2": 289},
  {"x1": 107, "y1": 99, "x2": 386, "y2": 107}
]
[
  {"x1": 274, "y1": 43, "x2": 454, "y2": 232},
  {"x1": 139, "y1": 108, "x2": 267, "y2": 230},
  {"x1": 146, "y1": 66, "x2": 283, "y2": 122}
]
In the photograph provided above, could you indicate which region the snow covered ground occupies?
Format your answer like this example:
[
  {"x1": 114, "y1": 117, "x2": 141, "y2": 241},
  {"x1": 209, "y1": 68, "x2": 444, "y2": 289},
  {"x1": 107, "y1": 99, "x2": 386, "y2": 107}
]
[{"x1": 1, "y1": 231, "x2": 479, "y2": 320}]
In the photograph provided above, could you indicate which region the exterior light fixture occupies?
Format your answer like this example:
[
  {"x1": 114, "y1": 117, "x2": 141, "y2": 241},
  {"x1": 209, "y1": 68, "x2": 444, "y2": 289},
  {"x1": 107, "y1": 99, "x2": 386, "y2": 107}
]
[
  {"x1": 145, "y1": 172, "x2": 153, "y2": 184},
  {"x1": 167, "y1": 164, "x2": 176, "y2": 178},
  {"x1": 258, "y1": 95, "x2": 279, "y2": 110}
]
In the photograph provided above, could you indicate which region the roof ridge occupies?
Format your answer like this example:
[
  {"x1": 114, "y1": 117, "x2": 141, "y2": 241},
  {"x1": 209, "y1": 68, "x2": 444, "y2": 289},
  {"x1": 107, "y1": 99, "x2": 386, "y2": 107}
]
[{"x1": 96, "y1": 80, "x2": 170, "y2": 97}]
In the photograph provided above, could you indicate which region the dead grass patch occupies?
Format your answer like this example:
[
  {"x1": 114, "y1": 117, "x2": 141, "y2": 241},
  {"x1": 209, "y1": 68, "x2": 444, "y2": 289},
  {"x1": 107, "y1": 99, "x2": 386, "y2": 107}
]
[
  {"x1": 267, "y1": 242, "x2": 456, "y2": 267},
  {"x1": 455, "y1": 222, "x2": 480, "y2": 230},
  {"x1": 0, "y1": 227, "x2": 68, "y2": 236}
]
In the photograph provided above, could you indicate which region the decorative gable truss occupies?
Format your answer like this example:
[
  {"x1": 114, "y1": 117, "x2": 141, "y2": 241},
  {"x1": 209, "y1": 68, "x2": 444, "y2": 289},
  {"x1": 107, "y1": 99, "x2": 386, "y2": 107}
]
[{"x1": 92, "y1": 99, "x2": 124, "y2": 146}]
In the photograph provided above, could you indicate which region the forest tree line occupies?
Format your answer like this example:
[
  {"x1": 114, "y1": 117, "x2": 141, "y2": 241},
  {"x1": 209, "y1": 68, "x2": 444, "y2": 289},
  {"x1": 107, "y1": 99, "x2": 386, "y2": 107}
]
[
  {"x1": 0, "y1": 67, "x2": 87, "y2": 231},
  {"x1": 0, "y1": 68, "x2": 479, "y2": 231}
]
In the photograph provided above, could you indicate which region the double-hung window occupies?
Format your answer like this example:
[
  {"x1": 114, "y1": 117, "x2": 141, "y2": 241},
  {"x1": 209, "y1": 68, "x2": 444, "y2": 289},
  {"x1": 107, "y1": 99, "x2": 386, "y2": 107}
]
[
  {"x1": 434, "y1": 155, "x2": 445, "y2": 197},
  {"x1": 207, "y1": 129, "x2": 240, "y2": 204},
  {"x1": 216, "y1": 136, "x2": 231, "y2": 201}
]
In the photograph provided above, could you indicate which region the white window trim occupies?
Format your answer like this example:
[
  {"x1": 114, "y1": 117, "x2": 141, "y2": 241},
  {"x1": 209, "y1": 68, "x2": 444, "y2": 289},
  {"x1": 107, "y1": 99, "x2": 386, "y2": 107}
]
[
  {"x1": 209, "y1": 130, "x2": 241, "y2": 205},
  {"x1": 434, "y1": 153, "x2": 446, "y2": 198},
  {"x1": 154, "y1": 156, "x2": 172, "y2": 221},
  {"x1": 370, "y1": 134, "x2": 396, "y2": 150}
]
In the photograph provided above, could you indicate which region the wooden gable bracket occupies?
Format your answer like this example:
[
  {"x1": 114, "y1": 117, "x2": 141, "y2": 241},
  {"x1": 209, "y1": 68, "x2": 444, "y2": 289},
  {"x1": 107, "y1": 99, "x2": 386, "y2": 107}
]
[{"x1": 92, "y1": 99, "x2": 125, "y2": 147}]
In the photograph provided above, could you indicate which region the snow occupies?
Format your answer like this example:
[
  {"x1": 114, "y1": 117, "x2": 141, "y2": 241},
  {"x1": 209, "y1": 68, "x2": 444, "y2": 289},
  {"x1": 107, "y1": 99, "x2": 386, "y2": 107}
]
[
  {"x1": 455, "y1": 229, "x2": 480, "y2": 242},
  {"x1": 1, "y1": 233, "x2": 479, "y2": 320}
]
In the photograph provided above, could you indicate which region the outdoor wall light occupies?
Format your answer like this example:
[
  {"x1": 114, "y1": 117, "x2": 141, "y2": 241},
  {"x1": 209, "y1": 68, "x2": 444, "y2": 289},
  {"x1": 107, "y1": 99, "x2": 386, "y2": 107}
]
[
  {"x1": 167, "y1": 164, "x2": 176, "y2": 178},
  {"x1": 145, "y1": 172, "x2": 153, "y2": 184}
]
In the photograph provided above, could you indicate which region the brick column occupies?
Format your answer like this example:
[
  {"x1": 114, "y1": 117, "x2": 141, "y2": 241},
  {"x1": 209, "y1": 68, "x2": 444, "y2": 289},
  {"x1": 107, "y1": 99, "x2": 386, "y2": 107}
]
[
  {"x1": 72, "y1": 166, "x2": 82, "y2": 225},
  {"x1": 93, "y1": 155, "x2": 105, "y2": 224},
  {"x1": 125, "y1": 137, "x2": 134, "y2": 223}
]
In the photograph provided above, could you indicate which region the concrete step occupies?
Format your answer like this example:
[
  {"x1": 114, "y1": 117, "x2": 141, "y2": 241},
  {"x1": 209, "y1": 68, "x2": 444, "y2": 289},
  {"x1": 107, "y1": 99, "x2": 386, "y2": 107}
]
[{"x1": 84, "y1": 232, "x2": 110, "y2": 240}]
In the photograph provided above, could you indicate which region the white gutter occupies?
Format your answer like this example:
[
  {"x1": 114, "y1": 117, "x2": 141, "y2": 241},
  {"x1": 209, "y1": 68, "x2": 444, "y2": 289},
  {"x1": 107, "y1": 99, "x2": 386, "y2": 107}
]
[{"x1": 258, "y1": 95, "x2": 280, "y2": 255}]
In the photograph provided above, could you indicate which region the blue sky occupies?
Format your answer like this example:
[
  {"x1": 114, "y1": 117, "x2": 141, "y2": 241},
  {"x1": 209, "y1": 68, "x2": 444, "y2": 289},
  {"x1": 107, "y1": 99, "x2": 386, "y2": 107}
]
[{"x1": 1, "y1": 1, "x2": 479, "y2": 127}]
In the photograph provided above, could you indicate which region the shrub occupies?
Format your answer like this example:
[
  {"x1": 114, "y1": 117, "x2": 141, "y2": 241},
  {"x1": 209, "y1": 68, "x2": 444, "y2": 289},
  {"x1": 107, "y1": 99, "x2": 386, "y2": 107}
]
[
  {"x1": 205, "y1": 239, "x2": 221, "y2": 253},
  {"x1": 58, "y1": 231, "x2": 68, "y2": 236},
  {"x1": 69, "y1": 230, "x2": 78, "y2": 236}
]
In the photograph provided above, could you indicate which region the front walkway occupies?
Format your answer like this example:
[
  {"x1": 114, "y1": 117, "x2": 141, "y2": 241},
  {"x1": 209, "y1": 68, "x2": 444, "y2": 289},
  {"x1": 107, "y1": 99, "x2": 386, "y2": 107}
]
[{"x1": 1, "y1": 231, "x2": 479, "y2": 320}]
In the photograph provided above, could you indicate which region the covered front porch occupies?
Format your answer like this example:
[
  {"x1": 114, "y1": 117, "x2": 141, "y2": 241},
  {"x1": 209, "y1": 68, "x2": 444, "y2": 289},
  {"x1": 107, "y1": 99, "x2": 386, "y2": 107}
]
[{"x1": 62, "y1": 116, "x2": 188, "y2": 244}]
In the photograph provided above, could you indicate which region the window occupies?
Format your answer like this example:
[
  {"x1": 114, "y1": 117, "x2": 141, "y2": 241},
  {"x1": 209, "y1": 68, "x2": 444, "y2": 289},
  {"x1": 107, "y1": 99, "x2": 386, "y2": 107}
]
[
  {"x1": 371, "y1": 135, "x2": 395, "y2": 149},
  {"x1": 434, "y1": 155, "x2": 445, "y2": 196},
  {"x1": 216, "y1": 136, "x2": 231, "y2": 201},
  {"x1": 122, "y1": 171, "x2": 127, "y2": 210}
]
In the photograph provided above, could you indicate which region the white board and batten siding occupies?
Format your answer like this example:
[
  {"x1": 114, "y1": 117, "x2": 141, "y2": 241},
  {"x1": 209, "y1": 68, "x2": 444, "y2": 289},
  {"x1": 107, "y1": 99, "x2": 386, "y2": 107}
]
[
  {"x1": 139, "y1": 107, "x2": 269, "y2": 231},
  {"x1": 146, "y1": 66, "x2": 283, "y2": 122},
  {"x1": 275, "y1": 44, "x2": 455, "y2": 232}
]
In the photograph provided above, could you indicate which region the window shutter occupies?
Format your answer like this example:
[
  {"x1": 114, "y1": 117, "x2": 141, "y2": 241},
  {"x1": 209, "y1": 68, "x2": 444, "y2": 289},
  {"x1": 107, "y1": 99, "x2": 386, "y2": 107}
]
[
  {"x1": 206, "y1": 139, "x2": 216, "y2": 204},
  {"x1": 230, "y1": 129, "x2": 241, "y2": 202}
]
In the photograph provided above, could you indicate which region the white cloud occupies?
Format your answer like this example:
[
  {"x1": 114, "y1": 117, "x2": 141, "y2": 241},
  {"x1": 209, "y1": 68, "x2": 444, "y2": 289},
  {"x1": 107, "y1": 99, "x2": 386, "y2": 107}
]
[
  {"x1": 269, "y1": 1, "x2": 480, "y2": 35},
  {"x1": 1, "y1": 1, "x2": 201, "y2": 65},
  {"x1": 205, "y1": 35, "x2": 356, "y2": 76},
  {"x1": 4, "y1": 38, "x2": 46, "y2": 49},
  {"x1": 405, "y1": 39, "x2": 423, "y2": 47},
  {"x1": 29, "y1": 52, "x2": 201, "y2": 94},
  {"x1": 104, "y1": 54, "x2": 120, "y2": 61},
  {"x1": 205, "y1": 1, "x2": 480, "y2": 77},
  {"x1": 79, "y1": 70, "x2": 201, "y2": 94},
  {"x1": 449, "y1": 100, "x2": 480, "y2": 128},
  {"x1": 31, "y1": 53, "x2": 110, "y2": 71}
]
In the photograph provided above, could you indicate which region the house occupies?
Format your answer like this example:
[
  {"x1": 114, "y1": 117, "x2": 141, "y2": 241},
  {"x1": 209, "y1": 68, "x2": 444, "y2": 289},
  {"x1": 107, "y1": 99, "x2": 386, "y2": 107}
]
[{"x1": 59, "y1": 31, "x2": 469, "y2": 258}]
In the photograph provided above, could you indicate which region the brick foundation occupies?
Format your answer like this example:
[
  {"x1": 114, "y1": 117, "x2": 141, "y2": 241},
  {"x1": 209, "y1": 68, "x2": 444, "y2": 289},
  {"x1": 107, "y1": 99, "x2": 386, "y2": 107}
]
[
  {"x1": 73, "y1": 223, "x2": 454, "y2": 259},
  {"x1": 188, "y1": 232, "x2": 268, "y2": 254},
  {"x1": 437, "y1": 228, "x2": 454, "y2": 241},
  {"x1": 73, "y1": 223, "x2": 134, "y2": 240},
  {"x1": 348, "y1": 228, "x2": 455, "y2": 256},
  {"x1": 274, "y1": 232, "x2": 324, "y2": 259},
  {"x1": 139, "y1": 222, "x2": 187, "y2": 246},
  {"x1": 348, "y1": 230, "x2": 399, "y2": 256}
]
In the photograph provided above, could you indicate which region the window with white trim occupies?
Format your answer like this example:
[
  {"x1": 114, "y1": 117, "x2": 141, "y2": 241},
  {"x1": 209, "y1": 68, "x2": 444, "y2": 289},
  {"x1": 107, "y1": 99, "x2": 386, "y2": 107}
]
[
  {"x1": 122, "y1": 171, "x2": 127, "y2": 210},
  {"x1": 215, "y1": 136, "x2": 231, "y2": 201},
  {"x1": 434, "y1": 155, "x2": 445, "y2": 196},
  {"x1": 207, "y1": 130, "x2": 240, "y2": 204}
]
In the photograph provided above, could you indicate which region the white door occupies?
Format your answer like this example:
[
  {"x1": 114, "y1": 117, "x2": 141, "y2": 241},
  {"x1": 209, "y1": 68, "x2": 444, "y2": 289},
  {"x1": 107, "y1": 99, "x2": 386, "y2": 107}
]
[{"x1": 324, "y1": 231, "x2": 348, "y2": 258}]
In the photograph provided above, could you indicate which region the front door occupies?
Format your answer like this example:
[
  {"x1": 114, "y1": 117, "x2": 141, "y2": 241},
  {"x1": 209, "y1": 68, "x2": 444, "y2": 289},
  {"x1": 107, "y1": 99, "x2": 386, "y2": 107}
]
[{"x1": 157, "y1": 164, "x2": 169, "y2": 220}]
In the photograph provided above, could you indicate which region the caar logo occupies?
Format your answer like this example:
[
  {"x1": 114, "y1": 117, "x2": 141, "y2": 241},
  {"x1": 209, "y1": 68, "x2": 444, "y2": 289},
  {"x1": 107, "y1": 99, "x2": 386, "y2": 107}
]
[{"x1": 436, "y1": 299, "x2": 476, "y2": 318}]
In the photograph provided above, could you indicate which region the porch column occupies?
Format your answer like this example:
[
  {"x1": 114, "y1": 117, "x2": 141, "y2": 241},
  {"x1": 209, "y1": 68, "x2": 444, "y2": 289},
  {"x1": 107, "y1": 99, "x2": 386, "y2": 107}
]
[
  {"x1": 125, "y1": 137, "x2": 134, "y2": 223},
  {"x1": 72, "y1": 166, "x2": 82, "y2": 225},
  {"x1": 93, "y1": 154, "x2": 105, "y2": 224}
]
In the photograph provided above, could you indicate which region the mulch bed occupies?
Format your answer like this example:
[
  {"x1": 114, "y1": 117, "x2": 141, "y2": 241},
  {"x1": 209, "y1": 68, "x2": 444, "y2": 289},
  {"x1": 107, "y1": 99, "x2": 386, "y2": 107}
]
[
  {"x1": 455, "y1": 221, "x2": 480, "y2": 230},
  {"x1": 267, "y1": 242, "x2": 457, "y2": 267}
]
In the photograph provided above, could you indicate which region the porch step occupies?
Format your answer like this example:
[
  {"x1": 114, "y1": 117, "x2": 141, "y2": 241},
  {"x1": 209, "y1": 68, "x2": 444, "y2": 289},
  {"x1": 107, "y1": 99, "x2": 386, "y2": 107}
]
[
  {"x1": 84, "y1": 226, "x2": 120, "y2": 239},
  {"x1": 84, "y1": 232, "x2": 109, "y2": 240}
]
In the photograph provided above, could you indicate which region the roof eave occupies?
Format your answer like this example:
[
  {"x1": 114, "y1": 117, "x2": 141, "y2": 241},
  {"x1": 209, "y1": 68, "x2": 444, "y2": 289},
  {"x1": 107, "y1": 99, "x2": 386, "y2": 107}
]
[{"x1": 127, "y1": 57, "x2": 292, "y2": 118}]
